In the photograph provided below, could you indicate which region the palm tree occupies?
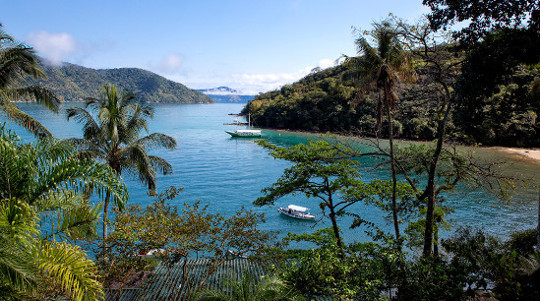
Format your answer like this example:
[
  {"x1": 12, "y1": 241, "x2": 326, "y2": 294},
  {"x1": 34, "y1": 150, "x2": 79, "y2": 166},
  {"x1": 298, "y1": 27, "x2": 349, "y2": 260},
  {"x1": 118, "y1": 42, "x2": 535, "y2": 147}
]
[
  {"x1": 0, "y1": 24, "x2": 59, "y2": 138},
  {"x1": 0, "y1": 126, "x2": 128, "y2": 300},
  {"x1": 66, "y1": 84, "x2": 177, "y2": 240},
  {"x1": 344, "y1": 20, "x2": 415, "y2": 249}
]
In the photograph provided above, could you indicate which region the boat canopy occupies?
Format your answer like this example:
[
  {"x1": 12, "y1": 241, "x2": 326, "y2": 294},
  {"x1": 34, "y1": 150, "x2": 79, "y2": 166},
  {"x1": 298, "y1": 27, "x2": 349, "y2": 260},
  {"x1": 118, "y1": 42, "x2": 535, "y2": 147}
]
[
  {"x1": 287, "y1": 204, "x2": 309, "y2": 212},
  {"x1": 236, "y1": 130, "x2": 261, "y2": 133}
]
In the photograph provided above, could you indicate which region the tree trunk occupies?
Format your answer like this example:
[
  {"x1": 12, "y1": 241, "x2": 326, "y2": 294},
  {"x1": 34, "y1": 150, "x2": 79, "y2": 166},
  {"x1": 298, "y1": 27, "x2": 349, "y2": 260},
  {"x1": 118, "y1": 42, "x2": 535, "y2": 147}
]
[
  {"x1": 537, "y1": 182, "x2": 540, "y2": 249},
  {"x1": 422, "y1": 103, "x2": 451, "y2": 257},
  {"x1": 329, "y1": 207, "x2": 345, "y2": 259},
  {"x1": 386, "y1": 103, "x2": 401, "y2": 251},
  {"x1": 103, "y1": 190, "x2": 111, "y2": 242},
  {"x1": 326, "y1": 179, "x2": 345, "y2": 259},
  {"x1": 433, "y1": 225, "x2": 439, "y2": 257}
]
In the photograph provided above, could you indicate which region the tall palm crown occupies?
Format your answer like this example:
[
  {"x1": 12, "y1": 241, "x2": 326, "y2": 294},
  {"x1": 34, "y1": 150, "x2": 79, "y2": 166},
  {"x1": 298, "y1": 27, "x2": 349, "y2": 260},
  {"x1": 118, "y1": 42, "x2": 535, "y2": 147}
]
[
  {"x1": 0, "y1": 25, "x2": 59, "y2": 138},
  {"x1": 344, "y1": 20, "x2": 415, "y2": 250},
  {"x1": 67, "y1": 85, "x2": 176, "y2": 189},
  {"x1": 67, "y1": 84, "x2": 176, "y2": 239},
  {"x1": 346, "y1": 21, "x2": 415, "y2": 134}
]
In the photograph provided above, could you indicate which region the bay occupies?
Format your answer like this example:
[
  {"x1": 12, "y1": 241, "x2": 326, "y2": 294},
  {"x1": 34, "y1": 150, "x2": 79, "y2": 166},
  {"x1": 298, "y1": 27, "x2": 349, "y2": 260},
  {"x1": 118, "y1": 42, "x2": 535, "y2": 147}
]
[{"x1": 2, "y1": 102, "x2": 539, "y2": 244}]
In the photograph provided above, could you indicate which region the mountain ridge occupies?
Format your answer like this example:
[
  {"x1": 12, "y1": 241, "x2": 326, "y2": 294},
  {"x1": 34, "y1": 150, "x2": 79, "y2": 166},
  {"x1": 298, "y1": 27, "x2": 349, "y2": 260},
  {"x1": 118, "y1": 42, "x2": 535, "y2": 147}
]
[
  {"x1": 30, "y1": 62, "x2": 213, "y2": 104},
  {"x1": 197, "y1": 86, "x2": 255, "y2": 103}
]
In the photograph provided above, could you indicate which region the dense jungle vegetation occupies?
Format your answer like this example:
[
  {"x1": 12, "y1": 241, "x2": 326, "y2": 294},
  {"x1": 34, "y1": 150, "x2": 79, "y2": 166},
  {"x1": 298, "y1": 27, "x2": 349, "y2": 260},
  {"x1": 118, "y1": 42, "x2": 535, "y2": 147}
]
[{"x1": 243, "y1": 31, "x2": 540, "y2": 148}]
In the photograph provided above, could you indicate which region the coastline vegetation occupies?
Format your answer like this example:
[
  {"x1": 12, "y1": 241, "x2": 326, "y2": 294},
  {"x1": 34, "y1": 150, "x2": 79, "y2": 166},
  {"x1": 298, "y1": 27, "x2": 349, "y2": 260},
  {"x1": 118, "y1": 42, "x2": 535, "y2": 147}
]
[
  {"x1": 1, "y1": 0, "x2": 540, "y2": 300},
  {"x1": 243, "y1": 7, "x2": 539, "y2": 148}
]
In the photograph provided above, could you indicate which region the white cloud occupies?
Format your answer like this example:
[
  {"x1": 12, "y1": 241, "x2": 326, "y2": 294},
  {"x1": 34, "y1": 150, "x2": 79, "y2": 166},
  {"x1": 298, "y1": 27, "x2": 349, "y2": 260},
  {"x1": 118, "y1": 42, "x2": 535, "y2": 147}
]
[
  {"x1": 164, "y1": 58, "x2": 340, "y2": 95},
  {"x1": 27, "y1": 31, "x2": 78, "y2": 65},
  {"x1": 231, "y1": 66, "x2": 312, "y2": 94},
  {"x1": 318, "y1": 58, "x2": 335, "y2": 69},
  {"x1": 227, "y1": 58, "x2": 337, "y2": 93},
  {"x1": 155, "y1": 53, "x2": 184, "y2": 74}
]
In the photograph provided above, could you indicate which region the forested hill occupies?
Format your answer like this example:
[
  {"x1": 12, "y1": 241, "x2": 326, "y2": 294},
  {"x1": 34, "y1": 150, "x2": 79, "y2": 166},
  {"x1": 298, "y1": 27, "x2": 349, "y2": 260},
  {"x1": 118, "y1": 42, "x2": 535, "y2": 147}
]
[
  {"x1": 243, "y1": 59, "x2": 539, "y2": 148},
  {"x1": 31, "y1": 63, "x2": 213, "y2": 103}
]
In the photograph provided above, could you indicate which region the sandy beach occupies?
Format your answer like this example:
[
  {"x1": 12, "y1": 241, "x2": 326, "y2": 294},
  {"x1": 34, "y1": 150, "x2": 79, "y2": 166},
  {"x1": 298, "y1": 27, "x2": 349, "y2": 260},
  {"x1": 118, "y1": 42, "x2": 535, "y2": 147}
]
[
  {"x1": 273, "y1": 128, "x2": 540, "y2": 165},
  {"x1": 492, "y1": 147, "x2": 540, "y2": 164}
]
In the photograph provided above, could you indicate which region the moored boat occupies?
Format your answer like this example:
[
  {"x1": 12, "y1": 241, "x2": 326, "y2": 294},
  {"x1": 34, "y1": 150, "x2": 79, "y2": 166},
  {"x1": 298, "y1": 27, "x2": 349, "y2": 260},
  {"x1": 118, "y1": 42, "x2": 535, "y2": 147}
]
[
  {"x1": 226, "y1": 129, "x2": 262, "y2": 137},
  {"x1": 278, "y1": 204, "x2": 315, "y2": 220},
  {"x1": 225, "y1": 113, "x2": 262, "y2": 138}
]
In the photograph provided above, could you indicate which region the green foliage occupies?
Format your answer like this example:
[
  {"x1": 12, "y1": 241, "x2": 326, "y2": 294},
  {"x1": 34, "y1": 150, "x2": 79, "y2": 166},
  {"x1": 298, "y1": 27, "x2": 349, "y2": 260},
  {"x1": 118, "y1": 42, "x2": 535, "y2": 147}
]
[
  {"x1": 0, "y1": 25, "x2": 60, "y2": 138},
  {"x1": 67, "y1": 84, "x2": 176, "y2": 240},
  {"x1": 0, "y1": 125, "x2": 128, "y2": 215},
  {"x1": 254, "y1": 140, "x2": 371, "y2": 254},
  {"x1": 243, "y1": 22, "x2": 540, "y2": 148},
  {"x1": 100, "y1": 186, "x2": 280, "y2": 297},
  {"x1": 506, "y1": 228, "x2": 538, "y2": 256},
  {"x1": 0, "y1": 126, "x2": 128, "y2": 300},
  {"x1": 38, "y1": 241, "x2": 103, "y2": 301},
  {"x1": 29, "y1": 62, "x2": 213, "y2": 103},
  {"x1": 195, "y1": 274, "x2": 303, "y2": 301},
  {"x1": 275, "y1": 229, "x2": 396, "y2": 300},
  {"x1": 423, "y1": 0, "x2": 539, "y2": 44},
  {"x1": 398, "y1": 257, "x2": 468, "y2": 301},
  {"x1": 454, "y1": 29, "x2": 540, "y2": 147},
  {"x1": 243, "y1": 57, "x2": 453, "y2": 141}
]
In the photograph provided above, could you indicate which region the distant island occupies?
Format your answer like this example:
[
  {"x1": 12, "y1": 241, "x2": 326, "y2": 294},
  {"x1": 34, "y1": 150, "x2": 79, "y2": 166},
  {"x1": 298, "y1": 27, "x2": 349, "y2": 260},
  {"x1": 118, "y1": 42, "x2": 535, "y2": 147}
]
[
  {"x1": 197, "y1": 86, "x2": 255, "y2": 103},
  {"x1": 30, "y1": 62, "x2": 213, "y2": 104}
]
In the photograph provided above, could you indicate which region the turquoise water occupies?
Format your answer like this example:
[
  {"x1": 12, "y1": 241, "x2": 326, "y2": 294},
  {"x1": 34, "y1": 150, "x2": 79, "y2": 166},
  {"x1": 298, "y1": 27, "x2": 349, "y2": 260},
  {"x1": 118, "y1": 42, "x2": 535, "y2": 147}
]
[{"x1": 2, "y1": 103, "x2": 539, "y2": 244}]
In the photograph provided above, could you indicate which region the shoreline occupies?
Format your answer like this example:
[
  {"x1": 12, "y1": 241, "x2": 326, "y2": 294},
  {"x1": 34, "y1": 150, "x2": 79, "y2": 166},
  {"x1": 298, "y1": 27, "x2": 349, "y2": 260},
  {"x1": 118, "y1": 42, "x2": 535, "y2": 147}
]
[
  {"x1": 489, "y1": 146, "x2": 540, "y2": 164},
  {"x1": 269, "y1": 128, "x2": 540, "y2": 165}
]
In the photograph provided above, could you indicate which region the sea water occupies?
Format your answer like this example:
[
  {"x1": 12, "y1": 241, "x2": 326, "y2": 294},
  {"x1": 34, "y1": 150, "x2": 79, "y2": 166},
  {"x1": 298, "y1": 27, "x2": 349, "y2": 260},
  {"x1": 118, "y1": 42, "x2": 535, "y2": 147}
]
[{"x1": 2, "y1": 102, "x2": 539, "y2": 245}]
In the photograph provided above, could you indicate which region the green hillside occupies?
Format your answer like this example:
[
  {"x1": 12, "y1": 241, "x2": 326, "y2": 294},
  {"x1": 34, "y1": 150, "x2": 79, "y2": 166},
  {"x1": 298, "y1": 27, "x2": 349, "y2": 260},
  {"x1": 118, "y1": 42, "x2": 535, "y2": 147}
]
[
  {"x1": 243, "y1": 57, "x2": 539, "y2": 147},
  {"x1": 30, "y1": 63, "x2": 213, "y2": 103},
  {"x1": 243, "y1": 64, "x2": 448, "y2": 139}
]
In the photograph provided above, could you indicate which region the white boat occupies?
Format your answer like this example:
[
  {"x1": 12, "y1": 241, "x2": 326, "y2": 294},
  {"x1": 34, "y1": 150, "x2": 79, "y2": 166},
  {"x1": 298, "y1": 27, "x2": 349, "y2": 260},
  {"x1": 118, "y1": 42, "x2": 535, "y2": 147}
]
[
  {"x1": 226, "y1": 129, "x2": 262, "y2": 137},
  {"x1": 225, "y1": 113, "x2": 262, "y2": 138},
  {"x1": 278, "y1": 204, "x2": 315, "y2": 220}
]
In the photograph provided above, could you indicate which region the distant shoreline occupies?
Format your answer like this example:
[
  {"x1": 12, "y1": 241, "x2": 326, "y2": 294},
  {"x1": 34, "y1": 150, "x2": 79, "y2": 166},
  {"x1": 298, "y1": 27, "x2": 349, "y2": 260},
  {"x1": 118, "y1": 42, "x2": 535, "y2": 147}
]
[
  {"x1": 269, "y1": 128, "x2": 540, "y2": 165},
  {"x1": 489, "y1": 147, "x2": 540, "y2": 164}
]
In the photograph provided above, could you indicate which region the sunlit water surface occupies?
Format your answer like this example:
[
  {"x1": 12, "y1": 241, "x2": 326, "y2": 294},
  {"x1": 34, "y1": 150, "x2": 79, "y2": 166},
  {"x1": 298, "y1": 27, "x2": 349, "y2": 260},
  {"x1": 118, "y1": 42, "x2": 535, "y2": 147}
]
[{"x1": 2, "y1": 103, "x2": 539, "y2": 246}]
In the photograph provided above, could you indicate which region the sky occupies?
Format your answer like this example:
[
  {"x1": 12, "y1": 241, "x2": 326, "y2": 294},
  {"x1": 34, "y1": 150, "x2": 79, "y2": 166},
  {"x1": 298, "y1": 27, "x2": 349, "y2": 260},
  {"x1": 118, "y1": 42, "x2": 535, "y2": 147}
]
[{"x1": 1, "y1": 0, "x2": 430, "y2": 94}]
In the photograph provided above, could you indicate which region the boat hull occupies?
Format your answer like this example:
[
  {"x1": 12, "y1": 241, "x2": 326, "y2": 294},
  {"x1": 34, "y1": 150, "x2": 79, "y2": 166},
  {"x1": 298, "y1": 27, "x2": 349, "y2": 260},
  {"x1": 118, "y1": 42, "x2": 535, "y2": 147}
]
[
  {"x1": 278, "y1": 208, "x2": 315, "y2": 220},
  {"x1": 226, "y1": 131, "x2": 262, "y2": 138}
]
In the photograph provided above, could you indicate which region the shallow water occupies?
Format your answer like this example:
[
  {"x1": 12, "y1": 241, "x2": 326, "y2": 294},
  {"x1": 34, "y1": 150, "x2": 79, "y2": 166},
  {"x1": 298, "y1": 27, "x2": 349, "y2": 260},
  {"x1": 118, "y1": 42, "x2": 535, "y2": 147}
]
[{"x1": 2, "y1": 102, "x2": 539, "y2": 244}]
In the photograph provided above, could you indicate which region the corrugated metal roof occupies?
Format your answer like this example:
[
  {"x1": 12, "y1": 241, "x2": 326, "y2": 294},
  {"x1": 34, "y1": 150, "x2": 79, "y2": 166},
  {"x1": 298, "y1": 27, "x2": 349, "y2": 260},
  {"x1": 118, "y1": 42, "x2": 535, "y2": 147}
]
[
  {"x1": 104, "y1": 258, "x2": 337, "y2": 300},
  {"x1": 104, "y1": 288, "x2": 143, "y2": 301},
  {"x1": 140, "y1": 258, "x2": 266, "y2": 300}
]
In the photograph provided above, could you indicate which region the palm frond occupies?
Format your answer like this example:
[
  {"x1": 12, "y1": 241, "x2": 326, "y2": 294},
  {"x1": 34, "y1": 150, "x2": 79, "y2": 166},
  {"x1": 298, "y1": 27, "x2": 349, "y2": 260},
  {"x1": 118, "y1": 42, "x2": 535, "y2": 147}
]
[
  {"x1": 135, "y1": 133, "x2": 177, "y2": 151},
  {"x1": 0, "y1": 97, "x2": 53, "y2": 138},
  {"x1": 0, "y1": 242, "x2": 37, "y2": 297},
  {"x1": 0, "y1": 199, "x2": 39, "y2": 296},
  {"x1": 122, "y1": 103, "x2": 150, "y2": 143},
  {"x1": 0, "y1": 199, "x2": 39, "y2": 241},
  {"x1": 34, "y1": 189, "x2": 84, "y2": 212},
  {"x1": 0, "y1": 43, "x2": 45, "y2": 89},
  {"x1": 117, "y1": 144, "x2": 156, "y2": 190},
  {"x1": 9, "y1": 86, "x2": 60, "y2": 113},
  {"x1": 49, "y1": 201, "x2": 102, "y2": 242},
  {"x1": 31, "y1": 157, "x2": 128, "y2": 211},
  {"x1": 66, "y1": 107, "x2": 101, "y2": 140},
  {"x1": 148, "y1": 155, "x2": 173, "y2": 175},
  {"x1": 38, "y1": 241, "x2": 103, "y2": 301}
]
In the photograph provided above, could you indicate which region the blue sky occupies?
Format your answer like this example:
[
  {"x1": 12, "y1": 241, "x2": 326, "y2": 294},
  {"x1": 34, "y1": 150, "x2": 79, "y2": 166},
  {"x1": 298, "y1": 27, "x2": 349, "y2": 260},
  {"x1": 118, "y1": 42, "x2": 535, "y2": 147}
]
[{"x1": 2, "y1": 0, "x2": 429, "y2": 94}]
